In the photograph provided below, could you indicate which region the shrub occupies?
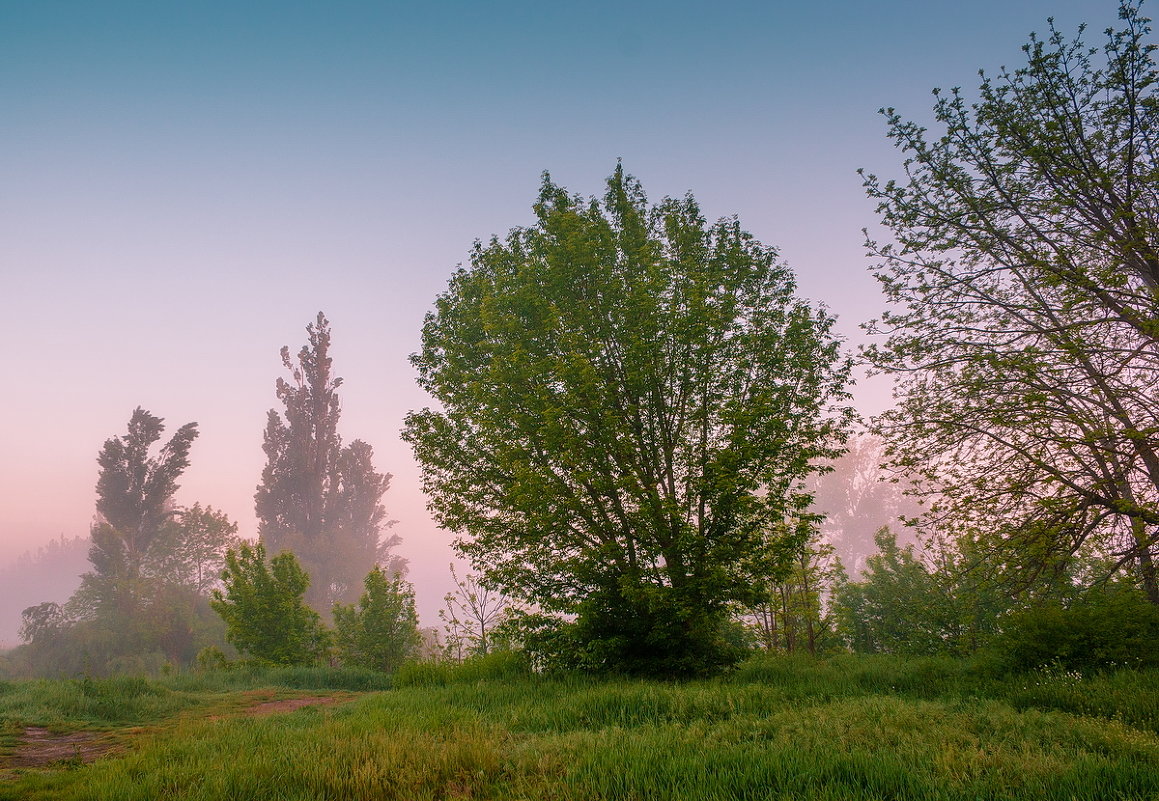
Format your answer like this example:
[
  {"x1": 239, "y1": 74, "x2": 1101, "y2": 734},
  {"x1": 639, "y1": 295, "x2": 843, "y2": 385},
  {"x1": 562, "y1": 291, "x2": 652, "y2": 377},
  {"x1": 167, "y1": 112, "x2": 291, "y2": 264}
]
[{"x1": 995, "y1": 588, "x2": 1159, "y2": 672}]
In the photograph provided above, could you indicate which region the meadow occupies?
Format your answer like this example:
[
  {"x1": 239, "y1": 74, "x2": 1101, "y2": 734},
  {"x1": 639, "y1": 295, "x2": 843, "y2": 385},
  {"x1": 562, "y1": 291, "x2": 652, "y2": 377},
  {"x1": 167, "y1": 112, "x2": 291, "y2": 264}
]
[{"x1": 1, "y1": 654, "x2": 1157, "y2": 800}]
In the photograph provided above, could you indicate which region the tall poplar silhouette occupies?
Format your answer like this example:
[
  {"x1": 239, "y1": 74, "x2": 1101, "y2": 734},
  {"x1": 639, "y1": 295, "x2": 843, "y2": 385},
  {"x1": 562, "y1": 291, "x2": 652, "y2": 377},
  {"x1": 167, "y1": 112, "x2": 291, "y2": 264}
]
[
  {"x1": 255, "y1": 312, "x2": 401, "y2": 613},
  {"x1": 81, "y1": 407, "x2": 199, "y2": 621}
]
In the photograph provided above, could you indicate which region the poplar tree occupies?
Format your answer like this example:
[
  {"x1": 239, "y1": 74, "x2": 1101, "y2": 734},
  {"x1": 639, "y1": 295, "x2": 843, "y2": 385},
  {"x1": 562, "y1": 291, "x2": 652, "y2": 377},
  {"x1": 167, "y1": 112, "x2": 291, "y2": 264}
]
[
  {"x1": 79, "y1": 407, "x2": 199, "y2": 620},
  {"x1": 255, "y1": 313, "x2": 400, "y2": 613}
]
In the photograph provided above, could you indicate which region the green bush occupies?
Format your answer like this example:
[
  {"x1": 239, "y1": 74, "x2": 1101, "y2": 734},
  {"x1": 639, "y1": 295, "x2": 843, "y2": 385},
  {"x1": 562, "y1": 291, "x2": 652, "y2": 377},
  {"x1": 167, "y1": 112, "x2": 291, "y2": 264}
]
[{"x1": 994, "y1": 588, "x2": 1159, "y2": 672}]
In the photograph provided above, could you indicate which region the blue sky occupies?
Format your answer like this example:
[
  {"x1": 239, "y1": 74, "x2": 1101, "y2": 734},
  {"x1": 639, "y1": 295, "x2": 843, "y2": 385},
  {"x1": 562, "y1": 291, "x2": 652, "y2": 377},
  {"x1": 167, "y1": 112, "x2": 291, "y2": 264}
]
[{"x1": 0, "y1": 0, "x2": 1115, "y2": 625}]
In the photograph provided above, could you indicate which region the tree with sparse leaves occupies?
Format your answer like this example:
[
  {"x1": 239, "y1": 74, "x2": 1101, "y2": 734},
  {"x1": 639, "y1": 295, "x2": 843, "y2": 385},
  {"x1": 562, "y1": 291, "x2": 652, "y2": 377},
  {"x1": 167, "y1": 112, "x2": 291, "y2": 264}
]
[
  {"x1": 255, "y1": 313, "x2": 402, "y2": 613},
  {"x1": 862, "y1": 1, "x2": 1159, "y2": 602},
  {"x1": 742, "y1": 531, "x2": 844, "y2": 654},
  {"x1": 440, "y1": 565, "x2": 518, "y2": 661},
  {"x1": 166, "y1": 504, "x2": 241, "y2": 596},
  {"x1": 405, "y1": 167, "x2": 853, "y2": 677}
]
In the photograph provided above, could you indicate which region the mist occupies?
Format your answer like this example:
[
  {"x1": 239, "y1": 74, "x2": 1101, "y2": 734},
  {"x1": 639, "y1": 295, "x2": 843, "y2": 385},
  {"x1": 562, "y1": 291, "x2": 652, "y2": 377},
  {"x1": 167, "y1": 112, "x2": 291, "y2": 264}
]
[{"x1": 0, "y1": 537, "x2": 89, "y2": 649}]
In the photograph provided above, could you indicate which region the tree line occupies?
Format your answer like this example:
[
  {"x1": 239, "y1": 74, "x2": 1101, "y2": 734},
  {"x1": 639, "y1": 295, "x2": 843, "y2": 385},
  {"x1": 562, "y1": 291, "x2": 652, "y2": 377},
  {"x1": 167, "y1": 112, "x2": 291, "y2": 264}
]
[{"x1": 7, "y1": 1, "x2": 1159, "y2": 679}]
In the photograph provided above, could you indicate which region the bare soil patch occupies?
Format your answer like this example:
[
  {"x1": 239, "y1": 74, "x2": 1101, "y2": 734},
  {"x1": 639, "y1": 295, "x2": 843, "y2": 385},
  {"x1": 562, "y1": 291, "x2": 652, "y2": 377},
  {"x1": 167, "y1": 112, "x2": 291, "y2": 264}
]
[
  {"x1": 8, "y1": 727, "x2": 118, "y2": 768},
  {"x1": 243, "y1": 696, "x2": 340, "y2": 716}
]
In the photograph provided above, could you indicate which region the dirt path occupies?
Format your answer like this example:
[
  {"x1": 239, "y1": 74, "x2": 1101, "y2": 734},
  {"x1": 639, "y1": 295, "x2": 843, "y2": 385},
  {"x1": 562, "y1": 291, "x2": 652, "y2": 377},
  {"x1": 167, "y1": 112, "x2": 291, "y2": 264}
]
[
  {"x1": 8, "y1": 727, "x2": 119, "y2": 768},
  {"x1": 242, "y1": 696, "x2": 341, "y2": 716},
  {"x1": 4, "y1": 691, "x2": 355, "y2": 774}
]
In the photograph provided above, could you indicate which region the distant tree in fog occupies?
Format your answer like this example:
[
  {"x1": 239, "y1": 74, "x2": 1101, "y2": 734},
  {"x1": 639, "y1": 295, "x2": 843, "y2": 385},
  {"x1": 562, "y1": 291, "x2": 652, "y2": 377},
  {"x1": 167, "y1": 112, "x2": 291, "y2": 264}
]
[
  {"x1": 38, "y1": 409, "x2": 242, "y2": 672},
  {"x1": 18, "y1": 601, "x2": 68, "y2": 645},
  {"x1": 0, "y1": 536, "x2": 88, "y2": 647},
  {"x1": 158, "y1": 504, "x2": 241, "y2": 595},
  {"x1": 255, "y1": 312, "x2": 402, "y2": 614},
  {"x1": 77, "y1": 407, "x2": 198, "y2": 621},
  {"x1": 807, "y1": 435, "x2": 920, "y2": 575}
]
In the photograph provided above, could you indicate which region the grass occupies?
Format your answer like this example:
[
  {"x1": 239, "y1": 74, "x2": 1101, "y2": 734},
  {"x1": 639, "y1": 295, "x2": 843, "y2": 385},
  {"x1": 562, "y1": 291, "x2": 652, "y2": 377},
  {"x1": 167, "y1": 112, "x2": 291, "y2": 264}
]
[{"x1": 2, "y1": 655, "x2": 1158, "y2": 799}]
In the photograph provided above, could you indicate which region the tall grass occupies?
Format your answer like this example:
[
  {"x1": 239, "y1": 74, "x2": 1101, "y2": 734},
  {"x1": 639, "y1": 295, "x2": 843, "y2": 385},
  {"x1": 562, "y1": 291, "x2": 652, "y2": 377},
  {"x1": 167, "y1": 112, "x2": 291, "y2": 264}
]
[
  {"x1": 3, "y1": 654, "x2": 1158, "y2": 800},
  {"x1": 0, "y1": 676, "x2": 197, "y2": 730},
  {"x1": 160, "y1": 664, "x2": 393, "y2": 693}
]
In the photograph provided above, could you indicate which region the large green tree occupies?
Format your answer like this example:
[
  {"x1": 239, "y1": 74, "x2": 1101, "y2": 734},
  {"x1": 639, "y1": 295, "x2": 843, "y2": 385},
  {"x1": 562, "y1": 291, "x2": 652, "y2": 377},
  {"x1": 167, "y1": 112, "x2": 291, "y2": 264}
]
[
  {"x1": 404, "y1": 167, "x2": 852, "y2": 676},
  {"x1": 862, "y1": 1, "x2": 1159, "y2": 601},
  {"x1": 255, "y1": 313, "x2": 401, "y2": 613}
]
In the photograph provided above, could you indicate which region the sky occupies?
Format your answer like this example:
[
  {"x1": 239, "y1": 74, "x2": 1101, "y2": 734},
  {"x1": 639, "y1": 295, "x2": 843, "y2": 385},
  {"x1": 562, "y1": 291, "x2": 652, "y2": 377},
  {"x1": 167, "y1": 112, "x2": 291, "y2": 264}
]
[{"x1": 0, "y1": 0, "x2": 1116, "y2": 629}]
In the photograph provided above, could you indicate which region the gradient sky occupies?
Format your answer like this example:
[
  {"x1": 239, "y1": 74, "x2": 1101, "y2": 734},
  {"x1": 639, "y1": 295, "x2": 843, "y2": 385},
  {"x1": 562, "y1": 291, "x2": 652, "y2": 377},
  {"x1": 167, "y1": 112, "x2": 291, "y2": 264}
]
[{"x1": 1, "y1": 0, "x2": 1113, "y2": 627}]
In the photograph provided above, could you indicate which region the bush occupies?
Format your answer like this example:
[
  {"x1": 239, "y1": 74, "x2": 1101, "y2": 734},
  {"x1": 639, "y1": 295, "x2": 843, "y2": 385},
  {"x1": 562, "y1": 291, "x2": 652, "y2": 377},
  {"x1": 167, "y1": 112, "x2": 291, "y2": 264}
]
[
  {"x1": 994, "y1": 588, "x2": 1159, "y2": 672},
  {"x1": 195, "y1": 646, "x2": 231, "y2": 672},
  {"x1": 332, "y1": 569, "x2": 420, "y2": 672}
]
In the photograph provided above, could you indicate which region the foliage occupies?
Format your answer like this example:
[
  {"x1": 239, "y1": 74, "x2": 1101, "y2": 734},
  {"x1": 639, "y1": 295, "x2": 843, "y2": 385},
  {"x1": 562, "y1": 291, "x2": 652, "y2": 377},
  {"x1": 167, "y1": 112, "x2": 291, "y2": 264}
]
[
  {"x1": 332, "y1": 567, "x2": 420, "y2": 672},
  {"x1": 832, "y1": 529, "x2": 1010, "y2": 656},
  {"x1": 210, "y1": 542, "x2": 326, "y2": 666},
  {"x1": 439, "y1": 564, "x2": 518, "y2": 661},
  {"x1": 255, "y1": 312, "x2": 402, "y2": 613},
  {"x1": 489, "y1": 610, "x2": 586, "y2": 675},
  {"x1": 995, "y1": 585, "x2": 1159, "y2": 672},
  {"x1": 807, "y1": 434, "x2": 922, "y2": 574},
  {"x1": 405, "y1": 166, "x2": 852, "y2": 677},
  {"x1": 159, "y1": 504, "x2": 241, "y2": 596},
  {"x1": 18, "y1": 603, "x2": 68, "y2": 646},
  {"x1": 0, "y1": 536, "x2": 89, "y2": 647},
  {"x1": 78, "y1": 407, "x2": 199, "y2": 622},
  {"x1": 9, "y1": 410, "x2": 236, "y2": 677},
  {"x1": 741, "y1": 531, "x2": 845, "y2": 654},
  {"x1": 862, "y1": 1, "x2": 1159, "y2": 601}
]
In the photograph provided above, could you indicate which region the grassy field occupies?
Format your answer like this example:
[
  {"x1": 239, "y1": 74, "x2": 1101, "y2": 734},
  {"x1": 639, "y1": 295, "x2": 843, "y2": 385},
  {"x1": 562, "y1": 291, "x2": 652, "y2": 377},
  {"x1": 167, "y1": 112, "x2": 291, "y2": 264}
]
[{"x1": 1, "y1": 654, "x2": 1157, "y2": 800}]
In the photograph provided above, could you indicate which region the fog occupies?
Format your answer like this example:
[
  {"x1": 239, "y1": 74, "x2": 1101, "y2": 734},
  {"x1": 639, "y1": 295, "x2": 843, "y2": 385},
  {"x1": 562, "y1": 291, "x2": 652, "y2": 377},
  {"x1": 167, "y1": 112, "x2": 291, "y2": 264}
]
[
  {"x1": 0, "y1": 0, "x2": 1109, "y2": 654},
  {"x1": 0, "y1": 537, "x2": 89, "y2": 649},
  {"x1": 0, "y1": 431, "x2": 912, "y2": 652}
]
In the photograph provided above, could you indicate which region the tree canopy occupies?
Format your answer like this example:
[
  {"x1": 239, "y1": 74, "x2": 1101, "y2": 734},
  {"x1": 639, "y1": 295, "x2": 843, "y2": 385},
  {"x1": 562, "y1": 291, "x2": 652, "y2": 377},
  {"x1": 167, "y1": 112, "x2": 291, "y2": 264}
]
[
  {"x1": 80, "y1": 407, "x2": 199, "y2": 620},
  {"x1": 405, "y1": 166, "x2": 852, "y2": 676},
  {"x1": 862, "y1": 0, "x2": 1159, "y2": 602},
  {"x1": 256, "y1": 312, "x2": 401, "y2": 613}
]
